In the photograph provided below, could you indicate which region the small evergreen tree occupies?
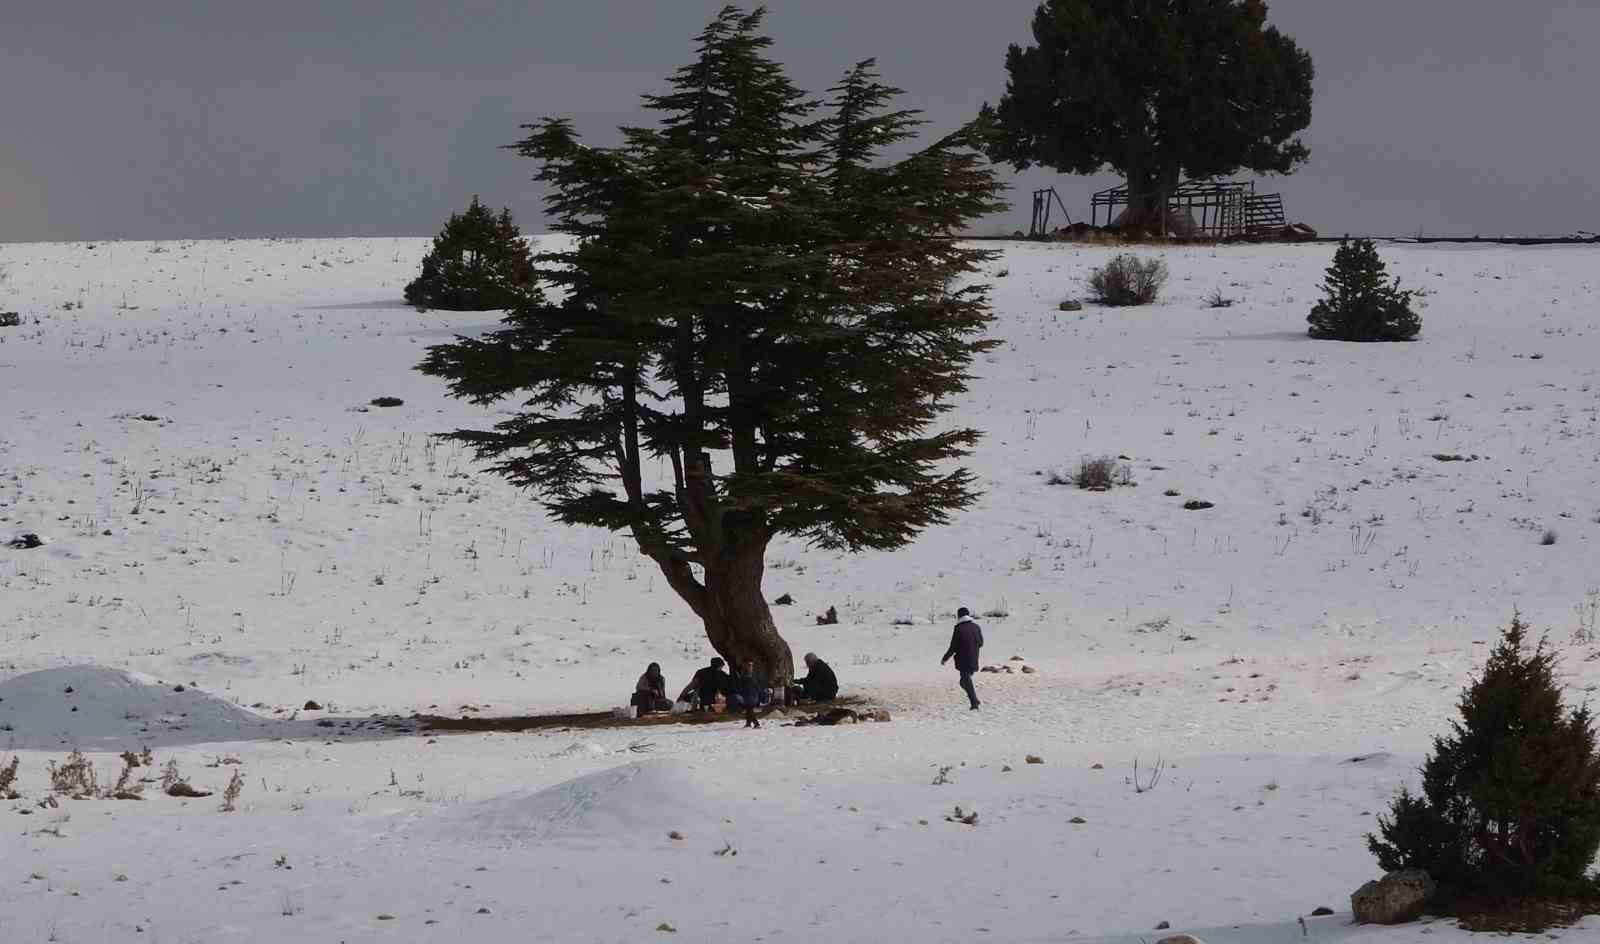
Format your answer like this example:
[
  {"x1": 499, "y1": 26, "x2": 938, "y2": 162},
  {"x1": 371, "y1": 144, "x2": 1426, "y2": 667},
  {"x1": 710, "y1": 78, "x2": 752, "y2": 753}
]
[
  {"x1": 405, "y1": 196, "x2": 534, "y2": 311},
  {"x1": 1307, "y1": 238, "x2": 1421, "y2": 341},
  {"x1": 1369, "y1": 614, "x2": 1600, "y2": 898}
]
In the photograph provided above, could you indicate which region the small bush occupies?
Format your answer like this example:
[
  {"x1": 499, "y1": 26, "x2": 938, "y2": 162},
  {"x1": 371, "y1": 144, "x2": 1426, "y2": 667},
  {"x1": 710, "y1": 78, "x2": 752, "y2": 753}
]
[
  {"x1": 1540, "y1": 529, "x2": 1558, "y2": 546},
  {"x1": 405, "y1": 196, "x2": 536, "y2": 311},
  {"x1": 221, "y1": 768, "x2": 244, "y2": 812},
  {"x1": 0, "y1": 755, "x2": 19, "y2": 799},
  {"x1": 1204, "y1": 288, "x2": 1235, "y2": 308},
  {"x1": 1070, "y1": 456, "x2": 1132, "y2": 491},
  {"x1": 370, "y1": 396, "x2": 404, "y2": 408},
  {"x1": 48, "y1": 750, "x2": 97, "y2": 798},
  {"x1": 1307, "y1": 238, "x2": 1421, "y2": 341},
  {"x1": 1368, "y1": 614, "x2": 1600, "y2": 898},
  {"x1": 1088, "y1": 254, "x2": 1167, "y2": 306}
]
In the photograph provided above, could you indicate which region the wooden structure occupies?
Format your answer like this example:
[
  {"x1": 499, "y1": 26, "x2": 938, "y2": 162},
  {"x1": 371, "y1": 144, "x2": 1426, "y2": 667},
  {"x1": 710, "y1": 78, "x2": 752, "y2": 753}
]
[
  {"x1": 1090, "y1": 179, "x2": 1287, "y2": 239},
  {"x1": 1029, "y1": 187, "x2": 1073, "y2": 237}
]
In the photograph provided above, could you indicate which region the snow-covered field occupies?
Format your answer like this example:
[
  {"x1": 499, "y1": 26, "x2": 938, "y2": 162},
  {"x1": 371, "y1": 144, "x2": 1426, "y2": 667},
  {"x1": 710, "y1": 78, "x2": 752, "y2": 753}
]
[{"x1": 2, "y1": 236, "x2": 1598, "y2": 942}]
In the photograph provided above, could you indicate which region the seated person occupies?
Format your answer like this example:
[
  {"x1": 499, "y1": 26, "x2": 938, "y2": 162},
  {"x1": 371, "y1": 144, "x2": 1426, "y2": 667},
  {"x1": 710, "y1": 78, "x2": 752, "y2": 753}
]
[
  {"x1": 794, "y1": 652, "x2": 839, "y2": 703},
  {"x1": 629, "y1": 662, "x2": 672, "y2": 714},
  {"x1": 678, "y1": 656, "x2": 731, "y2": 709}
]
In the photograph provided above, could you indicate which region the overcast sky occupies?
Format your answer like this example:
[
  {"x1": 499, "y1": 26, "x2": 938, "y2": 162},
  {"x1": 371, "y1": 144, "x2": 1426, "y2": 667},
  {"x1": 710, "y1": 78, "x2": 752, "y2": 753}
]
[{"x1": 3, "y1": 0, "x2": 1597, "y2": 242}]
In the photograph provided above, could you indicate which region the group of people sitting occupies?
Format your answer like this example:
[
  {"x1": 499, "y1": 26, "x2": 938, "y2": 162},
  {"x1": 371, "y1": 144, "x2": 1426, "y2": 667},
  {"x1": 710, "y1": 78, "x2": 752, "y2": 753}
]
[{"x1": 629, "y1": 652, "x2": 839, "y2": 724}]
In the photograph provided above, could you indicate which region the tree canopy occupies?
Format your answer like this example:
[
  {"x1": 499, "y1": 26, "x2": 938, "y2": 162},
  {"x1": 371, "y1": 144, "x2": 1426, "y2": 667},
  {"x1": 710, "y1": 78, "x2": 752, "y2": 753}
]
[
  {"x1": 404, "y1": 196, "x2": 535, "y2": 311},
  {"x1": 1369, "y1": 615, "x2": 1600, "y2": 898},
  {"x1": 982, "y1": 0, "x2": 1314, "y2": 224},
  {"x1": 418, "y1": 6, "x2": 1005, "y2": 681}
]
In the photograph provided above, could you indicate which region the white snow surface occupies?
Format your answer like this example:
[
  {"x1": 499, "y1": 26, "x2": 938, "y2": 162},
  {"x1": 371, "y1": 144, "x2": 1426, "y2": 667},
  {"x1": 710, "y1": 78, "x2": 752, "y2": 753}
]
[
  {"x1": 0, "y1": 665, "x2": 278, "y2": 749},
  {"x1": 1, "y1": 236, "x2": 1598, "y2": 942}
]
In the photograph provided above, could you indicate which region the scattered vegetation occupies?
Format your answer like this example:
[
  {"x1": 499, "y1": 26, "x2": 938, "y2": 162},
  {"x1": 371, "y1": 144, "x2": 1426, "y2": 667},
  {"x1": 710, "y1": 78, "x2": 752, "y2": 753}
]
[
  {"x1": 1059, "y1": 455, "x2": 1133, "y2": 490},
  {"x1": 0, "y1": 755, "x2": 19, "y2": 799},
  {"x1": 1129, "y1": 756, "x2": 1165, "y2": 793},
  {"x1": 162, "y1": 759, "x2": 212, "y2": 798},
  {"x1": 1087, "y1": 254, "x2": 1168, "y2": 306},
  {"x1": 48, "y1": 750, "x2": 97, "y2": 799},
  {"x1": 220, "y1": 768, "x2": 245, "y2": 812},
  {"x1": 1307, "y1": 238, "x2": 1422, "y2": 341},
  {"x1": 1204, "y1": 287, "x2": 1235, "y2": 308}
]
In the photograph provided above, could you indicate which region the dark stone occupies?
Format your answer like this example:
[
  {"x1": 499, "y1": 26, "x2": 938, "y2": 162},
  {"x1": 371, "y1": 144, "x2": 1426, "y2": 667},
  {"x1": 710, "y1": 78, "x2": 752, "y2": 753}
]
[
  {"x1": 303, "y1": 700, "x2": 322, "y2": 710},
  {"x1": 1182, "y1": 500, "x2": 1215, "y2": 510},
  {"x1": 1351, "y1": 869, "x2": 1435, "y2": 925},
  {"x1": 7, "y1": 533, "x2": 43, "y2": 549},
  {"x1": 773, "y1": 593, "x2": 794, "y2": 606},
  {"x1": 1311, "y1": 907, "x2": 1334, "y2": 916}
]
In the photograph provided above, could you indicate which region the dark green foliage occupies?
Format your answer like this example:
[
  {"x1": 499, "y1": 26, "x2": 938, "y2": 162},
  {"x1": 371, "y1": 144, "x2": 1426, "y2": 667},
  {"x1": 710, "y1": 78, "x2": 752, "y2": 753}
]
[
  {"x1": 1307, "y1": 238, "x2": 1421, "y2": 341},
  {"x1": 982, "y1": 0, "x2": 1314, "y2": 226},
  {"x1": 405, "y1": 196, "x2": 535, "y2": 311},
  {"x1": 1087, "y1": 254, "x2": 1167, "y2": 306},
  {"x1": 1369, "y1": 614, "x2": 1600, "y2": 898},
  {"x1": 418, "y1": 7, "x2": 1004, "y2": 679}
]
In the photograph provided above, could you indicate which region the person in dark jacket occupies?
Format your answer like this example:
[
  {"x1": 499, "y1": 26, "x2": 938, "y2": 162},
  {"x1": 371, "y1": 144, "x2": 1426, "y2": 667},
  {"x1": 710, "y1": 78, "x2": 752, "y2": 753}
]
[
  {"x1": 679, "y1": 657, "x2": 731, "y2": 709},
  {"x1": 728, "y1": 657, "x2": 767, "y2": 728},
  {"x1": 630, "y1": 662, "x2": 671, "y2": 715},
  {"x1": 941, "y1": 607, "x2": 984, "y2": 710},
  {"x1": 794, "y1": 652, "x2": 839, "y2": 703}
]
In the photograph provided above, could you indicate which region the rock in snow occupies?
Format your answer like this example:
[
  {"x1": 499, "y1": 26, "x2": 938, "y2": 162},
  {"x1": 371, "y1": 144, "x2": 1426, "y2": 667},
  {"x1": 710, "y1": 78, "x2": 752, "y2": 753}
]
[{"x1": 1351, "y1": 869, "x2": 1436, "y2": 925}]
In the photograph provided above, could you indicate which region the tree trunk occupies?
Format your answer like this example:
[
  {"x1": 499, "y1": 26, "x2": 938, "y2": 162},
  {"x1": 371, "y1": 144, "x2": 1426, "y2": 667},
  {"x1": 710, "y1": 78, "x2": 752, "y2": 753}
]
[
  {"x1": 1118, "y1": 164, "x2": 1177, "y2": 234},
  {"x1": 700, "y1": 533, "x2": 795, "y2": 686}
]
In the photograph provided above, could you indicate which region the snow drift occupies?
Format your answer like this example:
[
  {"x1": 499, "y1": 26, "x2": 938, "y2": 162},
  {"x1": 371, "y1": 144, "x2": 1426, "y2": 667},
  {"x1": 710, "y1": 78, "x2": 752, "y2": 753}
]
[
  {"x1": 0, "y1": 665, "x2": 278, "y2": 750},
  {"x1": 418, "y1": 758, "x2": 742, "y2": 846}
]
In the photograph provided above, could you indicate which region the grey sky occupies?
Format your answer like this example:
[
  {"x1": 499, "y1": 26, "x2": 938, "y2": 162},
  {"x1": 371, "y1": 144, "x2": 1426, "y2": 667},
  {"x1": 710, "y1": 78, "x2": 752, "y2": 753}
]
[{"x1": 3, "y1": 1, "x2": 1597, "y2": 242}]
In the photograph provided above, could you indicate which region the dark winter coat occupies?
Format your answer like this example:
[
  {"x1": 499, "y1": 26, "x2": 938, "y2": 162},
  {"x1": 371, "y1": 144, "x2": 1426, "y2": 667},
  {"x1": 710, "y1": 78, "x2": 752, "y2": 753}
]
[
  {"x1": 730, "y1": 669, "x2": 767, "y2": 705},
  {"x1": 683, "y1": 666, "x2": 731, "y2": 704},
  {"x1": 636, "y1": 670, "x2": 667, "y2": 700},
  {"x1": 798, "y1": 659, "x2": 839, "y2": 702},
  {"x1": 943, "y1": 619, "x2": 984, "y2": 673}
]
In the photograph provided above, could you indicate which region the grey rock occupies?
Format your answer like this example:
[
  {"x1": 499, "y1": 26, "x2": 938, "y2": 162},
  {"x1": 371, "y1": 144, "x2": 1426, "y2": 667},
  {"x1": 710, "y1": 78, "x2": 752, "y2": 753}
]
[{"x1": 1351, "y1": 869, "x2": 1435, "y2": 925}]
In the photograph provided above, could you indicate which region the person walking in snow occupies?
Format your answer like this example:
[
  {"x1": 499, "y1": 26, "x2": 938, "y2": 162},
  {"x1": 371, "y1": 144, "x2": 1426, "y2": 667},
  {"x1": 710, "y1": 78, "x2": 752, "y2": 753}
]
[
  {"x1": 729, "y1": 657, "x2": 767, "y2": 728},
  {"x1": 941, "y1": 607, "x2": 984, "y2": 710}
]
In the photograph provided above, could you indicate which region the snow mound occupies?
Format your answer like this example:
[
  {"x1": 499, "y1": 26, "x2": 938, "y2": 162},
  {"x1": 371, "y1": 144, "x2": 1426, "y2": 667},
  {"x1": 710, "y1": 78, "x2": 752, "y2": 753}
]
[
  {"x1": 422, "y1": 759, "x2": 735, "y2": 846},
  {"x1": 0, "y1": 665, "x2": 277, "y2": 750}
]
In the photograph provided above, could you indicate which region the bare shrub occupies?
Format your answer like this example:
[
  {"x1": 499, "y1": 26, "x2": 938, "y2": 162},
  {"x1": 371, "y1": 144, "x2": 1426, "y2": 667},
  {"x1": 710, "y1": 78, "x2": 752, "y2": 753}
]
[
  {"x1": 221, "y1": 768, "x2": 244, "y2": 812},
  {"x1": 1088, "y1": 254, "x2": 1167, "y2": 306},
  {"x1": 1070, "y1": 456, "x2": 1133, "y2": 491},
  {"x1": 48, "y1": 750, "x2": 97, "y2": 799},
  {"x1": 0, "y1": 755, "x2": 19, "y2": 799},
  {"x1": 162, "y1": 758, "x2": 212, "y2": 798},
  {"x1": 1204, "y1": 287, "x2": 1235, "y2": 308},
  {"x1": 104, "y1": 757, "x2": 144, "y2": 800}
]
